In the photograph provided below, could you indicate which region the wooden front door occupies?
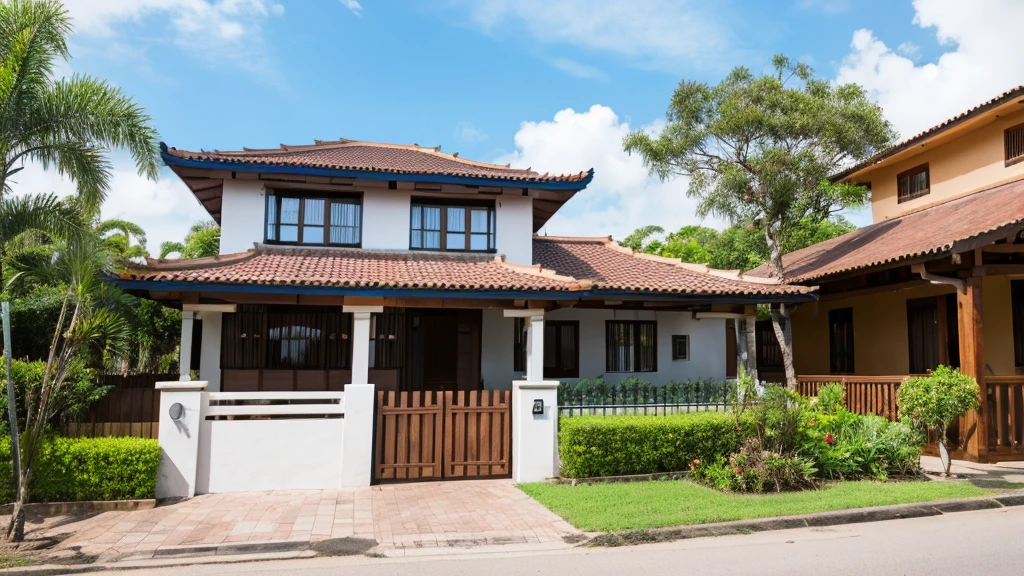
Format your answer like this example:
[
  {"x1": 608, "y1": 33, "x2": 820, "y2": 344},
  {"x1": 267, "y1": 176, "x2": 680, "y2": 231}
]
[
  {"x1": 409, "y1": 309, "x2": 481, "y2": 392},
  {"x1": 374, "y1": 390, "x2": 511, "y2": 482}
]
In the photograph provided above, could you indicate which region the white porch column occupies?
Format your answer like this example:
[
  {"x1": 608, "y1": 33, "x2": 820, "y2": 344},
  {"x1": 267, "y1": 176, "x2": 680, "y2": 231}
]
[
  {"x1": 340, "y1": 383, "x2": 375, "y2": 487},
  {"x1": 504, "y1": 309, "x2": 545, "y2": 382},
  {"x1": 155, "y1": 380, "x2": 208, "y2": 499},
  {"x1": 199, "y1": 312, "x2": 223, "y2": 392},
  {"x1": 178, "y1": 311, "x2": 196, "y2": 382},
  {"x1": 344, "y1": 305, "x2": 383, "y2": 385},
  {"x1": 744, "y1": 314, "x2": 758, "y2": 381}
]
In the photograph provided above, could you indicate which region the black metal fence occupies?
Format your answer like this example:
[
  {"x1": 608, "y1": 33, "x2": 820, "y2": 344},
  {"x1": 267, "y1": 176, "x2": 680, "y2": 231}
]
[{"x1": 557, "y1": 377, "x2": 739, "y2": 417}]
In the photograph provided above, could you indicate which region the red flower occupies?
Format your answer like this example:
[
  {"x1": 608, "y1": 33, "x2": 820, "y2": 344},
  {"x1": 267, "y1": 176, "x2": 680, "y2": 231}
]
[
  {"x1": 733, "y1": 467, "x2": 743, "y2": 475},
  {"x1": 825, "y1": 433, "x2": 835, "y2": 445},
  {"x1": 691, "y1": 459, "x2": 701, "y2": 468}
]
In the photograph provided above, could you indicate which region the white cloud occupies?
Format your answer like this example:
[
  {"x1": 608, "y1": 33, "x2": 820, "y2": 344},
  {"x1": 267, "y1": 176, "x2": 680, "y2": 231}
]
[
  {"x1": 9, "y1": 157, "x2": 210, "y2": 257},
  {"x1": 496, "y1": 105, "x2": 725, "y2": 243},
  {"x1": 340, "y1": 0, "x2": 363, "y2": 16},
  {"x1": 836, "y1": 0, "x2": 1024, "y2": 140},
  {"x1": 455, "y1": 122, "x2": 488, "y2": 143},
  {"x1": 547, "y1": 57, "x2": 606, "y2": 80},
  {"x1": 449, "y1": 0, "x2": 730, "y2": 72},
  {"x1": 60, "y1": 0, "x2": 285, "y2": 78},
  {"x1": 896, "y1": 41, "x2": 921, "y2": 61}
]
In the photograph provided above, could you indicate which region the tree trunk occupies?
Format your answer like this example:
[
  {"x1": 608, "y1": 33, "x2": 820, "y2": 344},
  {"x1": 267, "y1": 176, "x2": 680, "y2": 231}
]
[
  {"x1": 770, "y1": 304, "x2": 798, "y2": 389},
  {"x1": 6, "y1": 473, "x2": 27, "y2": 542}
]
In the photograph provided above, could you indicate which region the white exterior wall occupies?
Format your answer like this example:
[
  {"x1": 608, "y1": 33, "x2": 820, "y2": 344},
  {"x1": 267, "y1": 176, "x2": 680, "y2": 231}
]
[
  {"x1": 481, "y1": 308, "x2": 728, "y2": 390},
  {"x1": 219, "y1": 180, "x2": 266, "y2": 254},
  {"x1": 218, "y1": 182, "x2": 536, "y2": 264}
]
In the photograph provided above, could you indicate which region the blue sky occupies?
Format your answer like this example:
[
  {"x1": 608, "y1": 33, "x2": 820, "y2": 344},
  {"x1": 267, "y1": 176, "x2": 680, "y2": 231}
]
[{"x1": 18, "y1": 0, "x2": 1024, "y2": 252}]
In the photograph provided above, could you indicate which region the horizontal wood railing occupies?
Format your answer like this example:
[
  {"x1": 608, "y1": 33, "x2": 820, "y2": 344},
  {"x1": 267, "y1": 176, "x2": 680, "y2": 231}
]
[
  {"x1": 62, "y1": 372, "x2": 177, "y2": 439},
  {"x1": 796, "y1": 375, "x2": 910, "y2": 421}
]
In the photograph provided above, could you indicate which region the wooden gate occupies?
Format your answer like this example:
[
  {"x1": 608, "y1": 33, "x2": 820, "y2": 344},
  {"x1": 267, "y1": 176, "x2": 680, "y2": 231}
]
[{"x1": 374, "y1": 390, "x2": 512, "y2": 482}]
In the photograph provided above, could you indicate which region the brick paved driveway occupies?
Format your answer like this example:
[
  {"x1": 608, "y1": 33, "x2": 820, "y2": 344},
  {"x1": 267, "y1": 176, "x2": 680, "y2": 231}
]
[{"x1": 29, "y1": 480, "x2": 579, "y2": 562}]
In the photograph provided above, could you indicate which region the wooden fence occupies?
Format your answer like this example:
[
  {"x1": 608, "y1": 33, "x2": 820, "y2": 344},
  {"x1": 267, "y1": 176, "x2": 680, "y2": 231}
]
[
  {"x1": 986, "y1": 376, "x2": 1024, "y2": 457},
  {"x1": 62, "y1": 373, "x2": 177, "y2": 439},
  {"x1": 796, "y1": 375, "x2": 911, "y2": 422}
]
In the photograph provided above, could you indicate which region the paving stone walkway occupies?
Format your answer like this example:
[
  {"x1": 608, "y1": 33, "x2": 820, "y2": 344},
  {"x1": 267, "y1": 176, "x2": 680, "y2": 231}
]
[{"x1": 23, "y1": 480, "x2": 579, "y2": 562}]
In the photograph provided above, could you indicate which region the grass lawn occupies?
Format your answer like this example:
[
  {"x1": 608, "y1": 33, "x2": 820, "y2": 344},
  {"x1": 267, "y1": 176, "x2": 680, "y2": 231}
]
[
  {"x1": 520, "y1": 480, "x2": 986, "y2": 532},
  {"x1": 0, "y1": 553, "x2": 32, "y2": 569}
]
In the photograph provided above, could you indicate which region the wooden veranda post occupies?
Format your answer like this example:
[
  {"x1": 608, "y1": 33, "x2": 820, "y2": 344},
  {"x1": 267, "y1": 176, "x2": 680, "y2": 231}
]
[{"x1": 958, "y1": 275, "x2": 988, "y2": 462}]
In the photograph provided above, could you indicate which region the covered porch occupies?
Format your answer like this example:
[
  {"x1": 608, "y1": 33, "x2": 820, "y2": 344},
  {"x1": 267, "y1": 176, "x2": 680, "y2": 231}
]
[{"x1": 767, "y1": 179, "x2": 1024, "y2": 463}]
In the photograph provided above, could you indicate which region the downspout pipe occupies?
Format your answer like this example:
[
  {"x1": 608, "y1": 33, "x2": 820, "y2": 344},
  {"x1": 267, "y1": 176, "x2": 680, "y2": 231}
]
[{"x1": 911, "y1": 264, "x2": 965, "y2": 294}]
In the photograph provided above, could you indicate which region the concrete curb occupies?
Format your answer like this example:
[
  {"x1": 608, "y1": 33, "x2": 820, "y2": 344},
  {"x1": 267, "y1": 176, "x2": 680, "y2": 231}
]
[
  {"x1": 587, "y1": 492, "x2": 1024, "y2": 547},
  {"x1": 0, "y1": 500, "x2": 155, "y2": 517}
]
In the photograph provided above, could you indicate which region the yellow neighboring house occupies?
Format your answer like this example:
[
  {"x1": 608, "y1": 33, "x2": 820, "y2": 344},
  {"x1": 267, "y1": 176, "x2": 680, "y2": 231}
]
[{"x1": 750, "y1": 86, "x2": 1024, "y2": 463}]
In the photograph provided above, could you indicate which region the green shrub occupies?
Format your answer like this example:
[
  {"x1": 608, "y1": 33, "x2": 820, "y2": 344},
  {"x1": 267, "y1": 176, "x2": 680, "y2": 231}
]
[
  {"x1": 899, "y1": 366, "x2": 979, "y2": 446},
  {"x1": 559, "y1": 412, "x2": 742, "y2": 478},
  {"x1": 0, "y1": 436, "x2": 161, "y2": 503},
  {"x1": 815, "y1": 383, "x2": 845, "y2": 414},
  {"x1": 691, "y1": 438, "x2": 817, "y2": 493}
]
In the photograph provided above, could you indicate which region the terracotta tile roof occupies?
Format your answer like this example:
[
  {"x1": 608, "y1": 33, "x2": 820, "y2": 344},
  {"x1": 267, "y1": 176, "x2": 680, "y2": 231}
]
[
  {"x1": 747, "y1": 177, "x2": 1024, "y2": 283},
  {"x1": 533, "y1": 237, "x2": 812, "y2": 296},
  {"x1": 162, "y1": 139, "x2": 592, "y2": 184},
  {"x1": 120, "y1": 239, "x2": 813, "y2": 298},
  {"x1": 833, "y1": 85, "x2": 1024, "y2": 181},
  {"x1": 121, "y1": 246, "x2": 577, "y2": 291}
]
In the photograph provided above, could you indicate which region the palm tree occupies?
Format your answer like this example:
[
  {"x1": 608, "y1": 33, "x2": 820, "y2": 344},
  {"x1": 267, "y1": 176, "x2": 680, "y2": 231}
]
[
  {"x1": 0, "y1": 0, "x2": 160, "y2": 211},
  {"x1": 97, "y1": 218, "x2": 149, "y2": 260},
  {"x1": 4, "y1": 229, "x2": 131, "y2": 541},
  {"x1": 159, "y1": 220, "x2": 220, "y2": 259}
]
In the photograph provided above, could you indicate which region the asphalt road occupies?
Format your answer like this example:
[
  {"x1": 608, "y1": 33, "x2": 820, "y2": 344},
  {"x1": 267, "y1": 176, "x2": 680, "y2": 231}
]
[{"x1": 116, "y1": 506, "x2": 1024, "y2": 576}]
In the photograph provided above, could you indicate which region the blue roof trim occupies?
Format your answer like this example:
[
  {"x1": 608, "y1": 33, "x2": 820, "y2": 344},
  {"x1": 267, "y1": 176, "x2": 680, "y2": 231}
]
[
  {"x1": 160, "y1": 143, "x2": 594, "y2": 192},
  {"x1": 114, "y1": 278, "x2": 814, "y2": 304}
]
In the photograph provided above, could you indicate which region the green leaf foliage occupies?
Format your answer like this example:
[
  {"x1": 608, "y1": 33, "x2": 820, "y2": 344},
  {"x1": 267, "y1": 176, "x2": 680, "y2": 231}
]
[
  {"x1": 0, "y1": 436, "x2": 160, "y2": 502},
  {"x1": 898, "y1": 365, "x2": 980, "y2": 444},
  {"x1": 559, "y1": 413, "x2": 743, "y2": 478},
  {"x1": 159, "y1": 220, "x2": 220, "y2": 259},
  {"x1": 623, "y1": 54, "x2": 894, "y2": 277}
]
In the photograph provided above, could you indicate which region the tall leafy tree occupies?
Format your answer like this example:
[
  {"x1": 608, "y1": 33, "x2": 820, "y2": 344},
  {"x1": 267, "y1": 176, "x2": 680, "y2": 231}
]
[
  {"x1": 159, "y1": 220, "x2": 221, "y2": 259},
  {"x1": 624, "y1": 55, "x2": 894, "y2": 388},
  {"x1": 96, "y1": 218, "x2": 149, "y2": 260}
]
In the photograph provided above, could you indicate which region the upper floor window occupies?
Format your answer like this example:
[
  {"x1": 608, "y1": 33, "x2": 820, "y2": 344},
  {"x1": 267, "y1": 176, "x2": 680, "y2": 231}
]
[
  {"x1": 1006, "y1": 123, "x2": 1024, "y2": 167},
  {"x1": 896, "y1": 163, "x2": 930, "y2": 203},
  {"x1": 265, "y1": 193, "x2": 361, "y2": 247},
  {"x1": 410, "y1": 199, "x2": 496, "y2": 252}
]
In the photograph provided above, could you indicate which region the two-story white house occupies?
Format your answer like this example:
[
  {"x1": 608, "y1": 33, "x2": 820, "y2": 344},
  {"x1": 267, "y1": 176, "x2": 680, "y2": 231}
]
[{"x1": 120, "y1": 139, "x2": 814, "y2": 394}]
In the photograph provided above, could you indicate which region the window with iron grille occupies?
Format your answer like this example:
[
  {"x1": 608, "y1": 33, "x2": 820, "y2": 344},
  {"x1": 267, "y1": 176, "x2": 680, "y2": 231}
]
[
  {"x1": 671, "y1": 335, "x2": 689, "y2": 361},
  {"x1": 605, "y1": 320, "x2": 657, "y2": 372},
  {"x1": 828, "y1": 307, "x2": 854, "y2": 374},
  {"x1": 896, "y1": 163, "x2": 930, "y2": 203},
  {"x1": 1006, "y1": 123, "x2": 1024, "y2": 167},
  {"x1": 410, "y1": 198, "x2": 496, "y2": 252},
  {"x1": 265, "y1": 192, "x2": 361, "y2": 246}
]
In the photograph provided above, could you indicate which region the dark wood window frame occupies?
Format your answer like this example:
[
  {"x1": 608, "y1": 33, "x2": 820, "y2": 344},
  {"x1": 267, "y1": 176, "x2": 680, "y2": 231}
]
[
  {"x1": 1005, "y1": 122, "x2": 1024, "y2": 167},
  {"x1": 543, "y1": 320, "x2": 579, "y2": 379},
  {"x1": 513, "y1": 317, "x2": 527, "y2": 372},
  {"x1": 409, "y1": 197, "x2": 497, "y2": 253},
  {"x1": 605, "y1": 320, "x2": 658, "y2": 373},
  {"x1": 896, "y1": 163, "x2": 930, "y2": 204},
  {"x1": 671, "y1": 334, "x2": 689, "y2": 361},
  {"x1": 264, "y1": 191, "x2": 363, "y2": 247},
  {"x1": 828, "y1": 307, "x2": 855, "y2": 374}
]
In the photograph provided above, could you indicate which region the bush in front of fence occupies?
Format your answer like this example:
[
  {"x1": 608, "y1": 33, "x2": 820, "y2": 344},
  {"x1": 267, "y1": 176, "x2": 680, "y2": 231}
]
[
  {"x1": 0, "y1": 436, "x2": 161, "y2": 503},
  {"x1": 559, "y1": 412, "x2": 743, "y2": 478}
]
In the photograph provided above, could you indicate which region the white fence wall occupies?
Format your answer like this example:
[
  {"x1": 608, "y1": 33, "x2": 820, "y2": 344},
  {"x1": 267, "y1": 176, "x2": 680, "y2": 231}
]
[{"x1": 195, "y1": 392, "x2": 346, "y2": 493}]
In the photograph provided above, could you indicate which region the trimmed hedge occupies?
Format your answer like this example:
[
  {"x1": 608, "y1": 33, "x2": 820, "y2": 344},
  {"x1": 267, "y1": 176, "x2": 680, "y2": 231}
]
[
  {"x1": 559, "y1": 412, "x2": 743, "y2": 478},
  {"x1": 0, "y1": 436, "x2": 161, "y2": 503}
]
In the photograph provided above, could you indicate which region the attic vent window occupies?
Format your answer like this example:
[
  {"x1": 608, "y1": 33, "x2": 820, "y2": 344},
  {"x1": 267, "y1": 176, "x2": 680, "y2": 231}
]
[
  {"x1": 1006, "y1": 123, "x2": 1024, "y2": 167},
  {"x1": 896, "y1": 163, "x2": 930, "y2": 204}
]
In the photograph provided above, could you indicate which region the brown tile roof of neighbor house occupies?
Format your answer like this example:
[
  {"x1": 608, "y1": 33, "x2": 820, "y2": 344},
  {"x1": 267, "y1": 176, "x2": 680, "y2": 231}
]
[
  {"x1": 833, "y1": 85, "x2": 1024, "y2": 181},
  {"x1": 162, "y1": 139, "x2": 592, "y2": 184},
  {"x1": 747, "y1": 177, "x2": 1024, "y2": 283},
  {"x1": 121, "y1": 238, "x2": 813, "y2": 298}
]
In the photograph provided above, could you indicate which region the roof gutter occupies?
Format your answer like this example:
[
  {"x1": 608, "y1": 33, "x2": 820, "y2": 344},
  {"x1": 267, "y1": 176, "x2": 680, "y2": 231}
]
[
  {"x1": 161, "y1": 147, "x2": 594, "y2": 192},
  {"x1": 910, "y1": 264, "x2": 965, "y2": 294}
]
